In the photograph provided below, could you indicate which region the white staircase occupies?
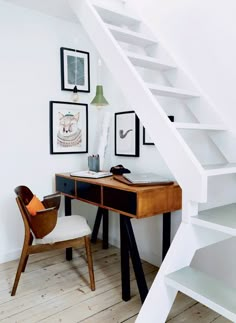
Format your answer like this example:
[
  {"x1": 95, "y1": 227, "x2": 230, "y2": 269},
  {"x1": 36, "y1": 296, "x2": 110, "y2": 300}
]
[{"x1": 69, "y1": 0, "x2": 236, "y2": 321}]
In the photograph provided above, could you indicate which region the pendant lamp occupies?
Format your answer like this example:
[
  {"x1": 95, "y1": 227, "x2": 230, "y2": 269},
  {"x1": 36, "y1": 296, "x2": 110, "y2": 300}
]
[{"x1": 91, "y1": 58, "x2": 109, "y2": 107}]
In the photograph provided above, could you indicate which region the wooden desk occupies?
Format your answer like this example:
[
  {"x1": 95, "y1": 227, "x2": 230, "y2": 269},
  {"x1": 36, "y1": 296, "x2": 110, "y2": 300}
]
[{"x1": 55, "y1": 173, "x2": 182, "y2": 302}]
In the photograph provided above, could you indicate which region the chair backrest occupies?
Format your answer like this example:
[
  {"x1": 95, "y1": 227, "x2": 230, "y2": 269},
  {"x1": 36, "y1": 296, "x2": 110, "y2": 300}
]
[
  {"x1": 14, "y1": 186, "x2": 58, "y2": 239},
  {"x1": 15, "y1": 186, "x2": 34, "y2": 235},
  {"x1": 15, "y1": 186, "x2": 34, "y2": 205}
]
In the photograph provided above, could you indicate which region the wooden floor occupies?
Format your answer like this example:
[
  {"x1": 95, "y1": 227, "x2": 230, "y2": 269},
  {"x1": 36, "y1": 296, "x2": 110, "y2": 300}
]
[{"x1": 0, "y1": 241, "x2": 231, "y2": 322}]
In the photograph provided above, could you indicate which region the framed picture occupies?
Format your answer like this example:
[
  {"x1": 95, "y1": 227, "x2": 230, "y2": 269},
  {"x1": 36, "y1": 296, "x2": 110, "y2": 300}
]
[
  {"x1": 143, "y1": 115, "x2": 174, "y2": 145},
  {"x1": 50, "y1": 101, "x2": 88, "y2": 154},
  {"x1": 60, "y1": 47, "x2": 90, "y2": 92},
  {"x1": 115, "y1": 111, "x2": 140, "y2": 157}
]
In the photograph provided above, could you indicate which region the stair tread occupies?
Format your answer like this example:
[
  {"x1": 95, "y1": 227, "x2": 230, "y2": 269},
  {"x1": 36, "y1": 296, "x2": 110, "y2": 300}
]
[
  {"x1": 106, "y1": 24, "x2": 157, "y2": 46},
  {"x1": 166, "y1": 266, "x2": 236, "y2": 321},
  {"x1": 147, "y1": 83, "x2": 199, "y2": 98},
  {"x1": 93, "y1": 4, "x2": 140, "y2": 26},
  {"x1": 175, "y1": 122, "x2": 227, "y2": 130},
  {"x1": 125, "y1": 51, "x2": 176, "y2": 70},
  {"x1": 192, "y1": 203, "x2": 236, "y2": 235},
  {"x1": 203, "y1": 163, "x2": 236, "y2": 176}
]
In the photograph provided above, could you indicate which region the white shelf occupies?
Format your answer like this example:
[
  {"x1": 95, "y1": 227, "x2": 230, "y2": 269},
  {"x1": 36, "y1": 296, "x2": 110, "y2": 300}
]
[
  {"x1": 203, "y1": 163, "x2": 236, "y2": 176},
  {"x1": 192, "y1": 203, "x2": 236, "y2": 235},
  {"x1": 166, "y1": 267, "x2": 236, "y2": 322},
  {"x1": 94, "y1": 4, "x2": 141, "y2": 26},
  {"x1": 106, "y1": 24, "x2": 157, "y2": 46},
  {"x1": 147, "y1": 83, "x2": 199, "y2": 99},
  {"x1": 125, "y1": 51, "x2": 176, "y2": 70},
  {"x1": 174, "y1": 123, "x2": 227, "y2": 131}
]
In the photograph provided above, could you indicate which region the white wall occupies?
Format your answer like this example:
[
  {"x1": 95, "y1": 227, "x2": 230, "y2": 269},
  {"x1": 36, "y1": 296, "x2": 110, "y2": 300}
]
[
  {"x1": 0, "y1": 1, "x2": 98, "y2": 263},
  {"x1": 128, "y1": 0, "x2": 236, "y2": 134}
]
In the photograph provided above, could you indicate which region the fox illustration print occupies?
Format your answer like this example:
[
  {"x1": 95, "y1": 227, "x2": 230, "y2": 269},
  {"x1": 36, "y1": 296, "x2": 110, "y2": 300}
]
[{"x1": 57, "y1": 112, "x2": 82, "y2": 147}]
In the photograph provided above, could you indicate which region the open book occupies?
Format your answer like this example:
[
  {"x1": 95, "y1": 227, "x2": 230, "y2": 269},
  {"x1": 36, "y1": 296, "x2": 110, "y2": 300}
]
[{"x1": 70, "y1": 170, "x2": 112, "y2": 179}]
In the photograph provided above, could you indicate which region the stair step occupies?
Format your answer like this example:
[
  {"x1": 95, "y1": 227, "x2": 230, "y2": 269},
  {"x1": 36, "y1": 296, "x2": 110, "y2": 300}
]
[
  {"x1": 126, "y1": 51, "x2": 176, "y2": 70},
  {"x1": 174, "y1": 123, "x2": 227, "y2": 131},
  {"x1": 147, "y1": 83, "x2": 199, "y2": 99},
  {"x1": 106, "y1": 24, "x2": 157, "y2": 46},
  {"x1": 166, "y1": 266, "x2": 236, "y2": 322},
  {"x1": 203, "y1": 163, "x2": 236, "y2": 176},
  {"x1": 94, "y1": 4, "x2": 141, "y2": 26},
  {"x1": 192, "y1": 203, "x2": 236, "y2": 235}
]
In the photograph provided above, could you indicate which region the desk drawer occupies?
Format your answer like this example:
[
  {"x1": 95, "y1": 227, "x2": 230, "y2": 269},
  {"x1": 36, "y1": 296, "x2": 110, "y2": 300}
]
[
  {"x1": 76, "y1": 182, "x2": 101, "y2": 204},
  {"x1": 56, "y1": 176, "x2": 75, "y2": 196},
  {"x1": 103, "y1": 187, "x2": 136, "y2": 215}
]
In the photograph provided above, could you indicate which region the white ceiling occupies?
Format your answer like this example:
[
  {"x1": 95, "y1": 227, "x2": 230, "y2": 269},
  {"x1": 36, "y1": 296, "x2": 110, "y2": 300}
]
[{"x1": 4, "y1": 0, "x2": 78, "y2": 22}]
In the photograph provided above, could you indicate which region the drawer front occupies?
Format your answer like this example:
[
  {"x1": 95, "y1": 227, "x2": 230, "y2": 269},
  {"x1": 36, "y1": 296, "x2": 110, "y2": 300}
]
[
  {"x1": 76, "y1": 182, "x2": 101, "y2": 204},
  {"x1": 56, "y1": 176, "x2": 75, "y2": 196},
  {"x1": 103, "y1": 187, "x2": 136, "y2": 215}
]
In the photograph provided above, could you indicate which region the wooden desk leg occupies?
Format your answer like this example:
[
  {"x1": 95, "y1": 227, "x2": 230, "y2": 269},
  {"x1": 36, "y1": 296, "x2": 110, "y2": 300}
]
[
  {"x1": 162, "y1": 212, "x2": 171, "y2": 261},
  {"x1": 123, "y1": 216, "x2": 148, "y2": 304},
  {"x1": 65, "y1": 196, "x2": 73, "y2": 261},
  {"x1": 91, "y1": 207, "x2": 109, "y2": 249},
  {"x1": 120, "y1": 215, "x2": 130, "y2": 302}
]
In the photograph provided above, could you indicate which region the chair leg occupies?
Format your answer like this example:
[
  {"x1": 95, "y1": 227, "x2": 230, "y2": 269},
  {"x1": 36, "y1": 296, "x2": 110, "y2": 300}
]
[
  {"x1": 11, "y1": 238, "x2": 30, "y2": 296},
  {"x1": 21, "y1": 233, "x2": 33, "y2": 273},
  {"x1": 84, "y1": 236, "x2": 95, "y2": 291}
]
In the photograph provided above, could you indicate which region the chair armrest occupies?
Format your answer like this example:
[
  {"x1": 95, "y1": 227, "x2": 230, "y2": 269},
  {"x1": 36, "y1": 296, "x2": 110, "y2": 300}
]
[{"x1": 42, "y1": 193, "x2": 61, "y2": 210}]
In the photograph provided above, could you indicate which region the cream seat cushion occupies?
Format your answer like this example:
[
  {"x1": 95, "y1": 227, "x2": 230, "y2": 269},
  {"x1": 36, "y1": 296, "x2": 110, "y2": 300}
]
[{"x1": 35, "y1": 215, "x2": 91, "y2": 244}]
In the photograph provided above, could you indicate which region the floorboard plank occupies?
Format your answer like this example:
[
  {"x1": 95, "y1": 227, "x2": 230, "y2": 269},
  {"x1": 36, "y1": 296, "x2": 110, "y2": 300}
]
[
  {"x1": 167, "y1": 303, "x2": 225, "y2": 323},
  {"x1": 0, "y1": 241, "x2": 230, "y2": 323}
]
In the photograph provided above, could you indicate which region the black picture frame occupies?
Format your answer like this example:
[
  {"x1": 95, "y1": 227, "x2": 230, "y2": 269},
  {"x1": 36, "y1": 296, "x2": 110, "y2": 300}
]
[
  {"x1": 143, "y1": 115, "x2": 174, "y2": 145},
  {"x1": 50, "y1": 101, "x2": 88, "y2": 154},
  {"x1": 60, "y1": 47, "x2": 90, "y2": 92},
  {"x1": 115, "y1": 111, "x2": 140, "y2": 157}
]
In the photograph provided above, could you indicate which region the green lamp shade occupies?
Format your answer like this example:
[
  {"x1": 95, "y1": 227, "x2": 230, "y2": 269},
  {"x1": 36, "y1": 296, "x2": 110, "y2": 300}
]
[{"x1": 91, "y1": 85, "x2": 109, "y2": 106}]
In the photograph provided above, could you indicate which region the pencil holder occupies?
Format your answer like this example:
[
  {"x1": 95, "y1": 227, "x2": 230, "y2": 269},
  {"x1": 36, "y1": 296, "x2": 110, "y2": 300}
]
[{"x1": 88, "y1": 155, "x2": 100, "y2": 172}]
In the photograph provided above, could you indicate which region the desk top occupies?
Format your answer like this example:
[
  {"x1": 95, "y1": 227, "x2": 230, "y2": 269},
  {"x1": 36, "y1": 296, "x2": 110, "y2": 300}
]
[
  {"x1": 55, "y1": 173, "x2": 182, "y2": 218},
  {"x1": 57, "y1": 172, "x2": 179, "y2": 192}
]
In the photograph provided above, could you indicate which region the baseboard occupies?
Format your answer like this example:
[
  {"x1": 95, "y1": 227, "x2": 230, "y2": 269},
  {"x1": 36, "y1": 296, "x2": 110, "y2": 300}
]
[{"x1": 0, "y1": 248, "x2": 21, "y2": 264}]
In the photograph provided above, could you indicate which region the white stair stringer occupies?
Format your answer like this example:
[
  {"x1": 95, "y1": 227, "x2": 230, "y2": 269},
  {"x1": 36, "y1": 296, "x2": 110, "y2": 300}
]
[
  {"x1": 69, "y1": 0, "x2": 208, "y2": 202},
  {"x1": 136, "y1": 223, "x2": 232, "y2": 323}
]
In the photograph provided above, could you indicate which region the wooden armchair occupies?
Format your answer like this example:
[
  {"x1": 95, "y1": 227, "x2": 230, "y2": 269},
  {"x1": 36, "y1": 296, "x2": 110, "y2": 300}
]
[{"x1": 12, "y1": 185, "x2": 95, "y2": 296}]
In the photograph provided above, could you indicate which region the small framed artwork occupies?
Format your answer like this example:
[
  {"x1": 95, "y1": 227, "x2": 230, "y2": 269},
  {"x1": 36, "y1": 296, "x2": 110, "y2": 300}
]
[
  {"x1": 115, "y1": 111, "x2": 140, "y2": 157},
  {"x1": 143, "y1": 115, "x2": 174, "y2": 145},
  {"x1": 60, "y1": 47, "x2": 90, "y2": 92},
  {"x1": 50, "y1": 101, "x2": 88, "y2": 154}
]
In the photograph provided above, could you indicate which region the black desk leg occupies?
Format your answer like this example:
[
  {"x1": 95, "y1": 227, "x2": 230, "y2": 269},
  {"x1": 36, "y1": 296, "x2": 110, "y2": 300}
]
[
  {"x1": 123, "y1": 216, "x2": 148, "y2": 303},
  {"x1": 162, "y1": 212, "x2": 171, "y2": 261},
  {"x1": 102, "y1": 209, "x2": 109, "y2": 249},
  {"x1": 120, "y1": 215, "x2": 130, "y2": 301},
  {"x1": 91, "y1": 208, "x2": 103, "y2": 243},
  {"x1": 91, "y1": 207, "x2": 109, "y2": 249},
  {"x1": 65, "y1": 196, "x2": 73, "y2": 261}
]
